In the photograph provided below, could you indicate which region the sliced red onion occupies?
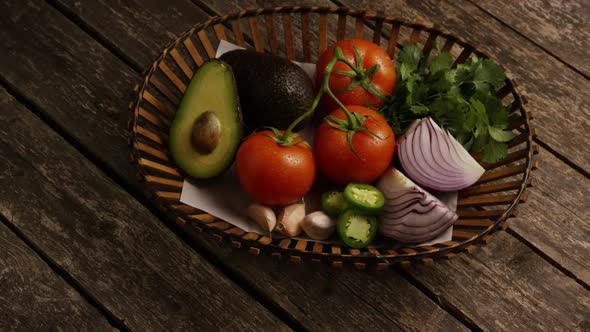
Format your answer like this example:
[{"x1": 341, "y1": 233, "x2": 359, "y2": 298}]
[
  {"x1": 397, "y1": 117, "x2": 485, "y2": 192},
  {"x1": 376, "y1": 167, "x2": 458, "y2": 243}
]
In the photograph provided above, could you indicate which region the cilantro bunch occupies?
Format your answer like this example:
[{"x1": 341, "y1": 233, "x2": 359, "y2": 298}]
[{"x1": 380, "y1": 44, "x2": 516, "y2": 163}]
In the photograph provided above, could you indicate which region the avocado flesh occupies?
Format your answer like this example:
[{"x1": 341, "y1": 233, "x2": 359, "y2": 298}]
[
  {"x1": 169, "y1": 59, "x2": 241, "y2": 179},
  {"x1": 219, "y1": 49, "x2": 314, "y2": 131}
]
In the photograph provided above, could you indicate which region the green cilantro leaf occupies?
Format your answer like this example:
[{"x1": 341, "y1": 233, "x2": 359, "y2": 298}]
[
  {"x1": 400, "y1": 62, "x2": 415, "y2": 80},
  {"x1": 429, "y1": 52, "x2": 453, "y2": 74},
  {"x1": 470, "y1": 98, "x2": 489, "y2": 138},
  {"x1": 427, "y1": 70, "x2": 454, "y2": 92},
  {"x1": 474, "y1": 59, "x2": 506, "y2": 89},
  {"x1": 410, "y1": 104, "x2": 430, "y2": 115},
  {"x1": 398, "y1": 45, "x2": 423, "y2": 72},
  {"x1": 488, "y1": 126, "x2": 517, "y2": 142},
  {"x1": 380, "y1": 45, "x2": 512, "y2": 162},
  {"x1": 481, "y1": 139, "x2": 508, "y2": 163}
]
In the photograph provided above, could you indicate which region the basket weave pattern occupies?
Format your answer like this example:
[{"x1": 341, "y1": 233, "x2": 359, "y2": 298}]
[{"x1": 129, "y1": 6, "x2": 537, "y2": 269}]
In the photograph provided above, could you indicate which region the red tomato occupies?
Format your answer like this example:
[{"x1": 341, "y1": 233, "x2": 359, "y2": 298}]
[
  {"x1": 314, "y1": 106, "x2": 395, "y2": 185},
  {"x1": 236, "y1": 131, "x2": 316, "y2": 206},
  {"x1": 316, "y1": 39, "x2": 396, "y2": 110}
]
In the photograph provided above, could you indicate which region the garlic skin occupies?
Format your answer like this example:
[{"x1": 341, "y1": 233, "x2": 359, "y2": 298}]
[
  {"x1": 247, "y1": 203, "x2": 277, "y2": 232},
  {"x1": 301, "y1": 211, "x2": 336, "y2": 240},
  {"x1": 276, "y1": 203, "x2": 306, "y2": 237}
]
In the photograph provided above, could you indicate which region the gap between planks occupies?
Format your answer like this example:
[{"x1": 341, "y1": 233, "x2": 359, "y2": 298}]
[
  {"x1": 57, "y1": 1, "x2": 584, "y2": 330},
  {"x1": 0, "y1": 79, "x2": 305, "y2": 332},
  {"x1": 45, "y1": 0, "x2": 144, "y2": 73},
  {"x1": 464, "y1": 0, "x2": 589, "y2": 81},
  {"x1": 506, "y1": 227, "x2": 590, "y2": 292},
  {"x1": 30, "y1": 2, "x2": 588, "y2": 330},
  {"x1": 394, "y1": 266, "x2": 482, "y2": 331},
  {"x1": 325, "y1": 0, "x2": 590, "y2": 274},
  {"x1": 330, "y1": 0, "x2": 589, "y2": 181},
  {"x1": 145, "y1": 1, "x2": 479, "y2": 330},
  {"x1": 31, "y1": 1, "x2": 475, "y2": 329},
  {"x1": 0, "y1": 213, "x2": 130, "y2": 331},
  {"x1": 14, "y1": 2, "x2": 308, "y2": 330}
]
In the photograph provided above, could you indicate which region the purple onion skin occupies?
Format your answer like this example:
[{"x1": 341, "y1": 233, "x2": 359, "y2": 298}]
[
  {"x1": 376, "y1": 167, "x2": 458, "y2": 244},
  {"x1": 397, "y1": 117, "x2": 485, "y2": 192}
]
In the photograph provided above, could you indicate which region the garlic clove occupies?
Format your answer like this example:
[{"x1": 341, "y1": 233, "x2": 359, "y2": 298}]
[
  {"x1": 247, "y1": 203, "x2": 277, "y2": 232},
  {"x1": 276, "y1": 203, "x2": 305, "y2": 237},
  {"x1": 301, "y1": 211, "x2": 336, "y2": 240}
]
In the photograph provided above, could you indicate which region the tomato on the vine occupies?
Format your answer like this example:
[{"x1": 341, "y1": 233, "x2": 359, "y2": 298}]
[
  {"x1": 316, "y1": 39, "x2": 396, "y2": 110},
  {"x1": 236, "y1": 130, "x2": 316, "y2": 206},
  {"x1": 313, "y1": 105, "x2": 395, "y2": 185}
]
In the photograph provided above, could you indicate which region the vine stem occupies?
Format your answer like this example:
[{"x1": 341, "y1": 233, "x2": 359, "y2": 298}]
[
  {"x1": 283, "y1": 47, "x2": 357, "y2": 140},
  {"x1": 278, "y1": 46, "x2": 383, "y2": 153}
]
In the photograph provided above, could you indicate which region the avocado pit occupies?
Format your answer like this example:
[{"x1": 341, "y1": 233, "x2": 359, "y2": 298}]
[{"x1": 191, "y1": 110, "x2": 221, "y2": 154}]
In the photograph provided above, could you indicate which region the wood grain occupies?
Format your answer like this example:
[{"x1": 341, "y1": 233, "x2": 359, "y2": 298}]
[
  {"x1": 473, "y1": 0, "x2": 590, "y2": 77},
  {"x1": 0, "y1": 85, "x2": 288, "y2": 331},
  {"x1": 1, "y1": 0, "x2": 138, "y2": 183},
  {"x1": 0, "y1": 0, "x2": 476, "y2": 330},
  {"x1": 3, "y1": 1, "x2": 588, "y2": 331},
  {"x1": 407, "y1": 231, "x2": 590, "y2": 331},
  {"x1": 0, "y1": 222, "x2": 113, "y2": 331},
  {"x1": 510, "y1": 147, "x2": 590, "y2": 286},
  {"x1": 53, "y1": 0, "x2": 212, "y2": 68},
  {"x1": 199, "y1": 0, "x2": 590, "y2": 282},
  {"x1": 186, "y1": 2, "x2": 587, "y2": 329},
  {"x1": 0, "y1": 1, "x2": 467, "y2": 330},
  {"x1": 335, "y1": 0, "x2": 590, "y2": 172},
  {"x1": 182, "y1": 235, "x2": 468, "y2": 331}
]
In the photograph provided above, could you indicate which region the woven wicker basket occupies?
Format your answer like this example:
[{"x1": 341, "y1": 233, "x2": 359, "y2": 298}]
[{"x1": 129, "y1": 5, "x2": 537, "y2": 269}]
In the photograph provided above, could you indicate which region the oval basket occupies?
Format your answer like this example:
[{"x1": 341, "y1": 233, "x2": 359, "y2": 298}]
[{"x1": 129, "y1": 5, "x2": 537, "y2": 269}]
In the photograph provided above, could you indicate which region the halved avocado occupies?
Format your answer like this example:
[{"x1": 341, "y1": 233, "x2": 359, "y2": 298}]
[{"x1": 169, "y1": 59, "x2": 241, "y2": 179}]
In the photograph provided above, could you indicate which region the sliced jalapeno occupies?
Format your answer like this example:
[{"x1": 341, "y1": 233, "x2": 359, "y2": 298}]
[
  {"x1": 337, "y1": 210, "x2": 378, "y2": 249},
  {"x1": 343, "y1": 183, "x2": 385, "y2": 214},
  {"x1": 321, "y1": 190, "x2": 348, "y2": 217}
]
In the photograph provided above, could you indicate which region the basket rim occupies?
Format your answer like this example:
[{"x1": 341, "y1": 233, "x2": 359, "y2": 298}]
[{"x1": 129, "y1": 5, "x2": 536, "y2": 267}]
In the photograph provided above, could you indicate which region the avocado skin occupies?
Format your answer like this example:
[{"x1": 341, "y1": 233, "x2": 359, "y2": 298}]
[{"x1": 219, "y1": 49, "x2": 314, "y2": 131}]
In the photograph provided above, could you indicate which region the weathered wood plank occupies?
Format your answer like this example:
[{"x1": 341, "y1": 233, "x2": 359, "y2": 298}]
[
  {"x1": 185, "y1": 239, "x2": 468, "y2": 331},
  {"x1": 510, "y1": 147, "x2": 590, "y2": 286},
  {"x1": 199, "y1": 2, "x2": 588, "y2": 326},
  {"x1": 406, "y1": 232, "x2": 590, "y2": 331},
  {"x1": 204, "y1": 0, "x2": 590, "y2": 291},
  {"x1": 0, "y1": 221, "x2": 113, "y2": 331},
  {"x1": 1, "y1": 0, "x2": 138, "y2": 183},
  {"x1": 53, "y1": 0, "x2": 212, "y2": 68},
  {"x1": 473, "y1": 0, "x2": 590, "y2": 77},
  {"x1": 334, "y1": 0, "x2": 590, "y2": 172},
  {"x1": 0, "y1": 1, "x2": 467, "y2": 330},
  {"x1": 4, "y1": 1, "x2": 589, "y2": 331},
  {"x1": 0, "y1": 86, "x2": 288, "y2": 330}
]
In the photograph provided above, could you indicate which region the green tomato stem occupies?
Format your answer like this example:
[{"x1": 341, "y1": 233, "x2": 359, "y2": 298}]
[
  {"x1": 283, "y1": 47, "x2": 350, "y2": 139},
  {"x1": 279, "y1": 46, "x2": 383, "y2": 154}
]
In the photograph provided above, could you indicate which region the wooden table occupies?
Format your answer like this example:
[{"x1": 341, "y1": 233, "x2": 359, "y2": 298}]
[{"x1": 1, "y1": 0, "x2": 588, "y2": 331}]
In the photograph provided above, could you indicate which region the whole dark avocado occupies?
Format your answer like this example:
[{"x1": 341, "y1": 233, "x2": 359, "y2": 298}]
[{"x1": 219, "y1": 49, "x2": 314, "y2": 131}]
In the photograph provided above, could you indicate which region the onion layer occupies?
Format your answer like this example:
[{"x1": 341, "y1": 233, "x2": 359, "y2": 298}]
[
  {"x1": 397, "y1": 117, "x2": 485, "y2": 192},
  {"x1": 376, "y1": 167, "x2": 458, "y2": 243}
]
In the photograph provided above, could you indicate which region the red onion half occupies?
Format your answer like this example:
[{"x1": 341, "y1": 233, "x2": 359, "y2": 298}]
[
  {"x1": 397, "y1": 117, "x2": 485, "y2": 192},
  {"x1": 376, "y1": 167, "x2": 458, "y2": 243}
]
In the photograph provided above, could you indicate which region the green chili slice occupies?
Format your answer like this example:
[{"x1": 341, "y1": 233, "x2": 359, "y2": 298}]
[
  {"x1": 321, "y1": 190, "x2": 349, "y2": 217},
  {"x1": 343, "y1": 183, "x2": 385, "y2": 214},
  {"x1": 337, "y1": 210, "x2": 378, "y2": 249}
]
